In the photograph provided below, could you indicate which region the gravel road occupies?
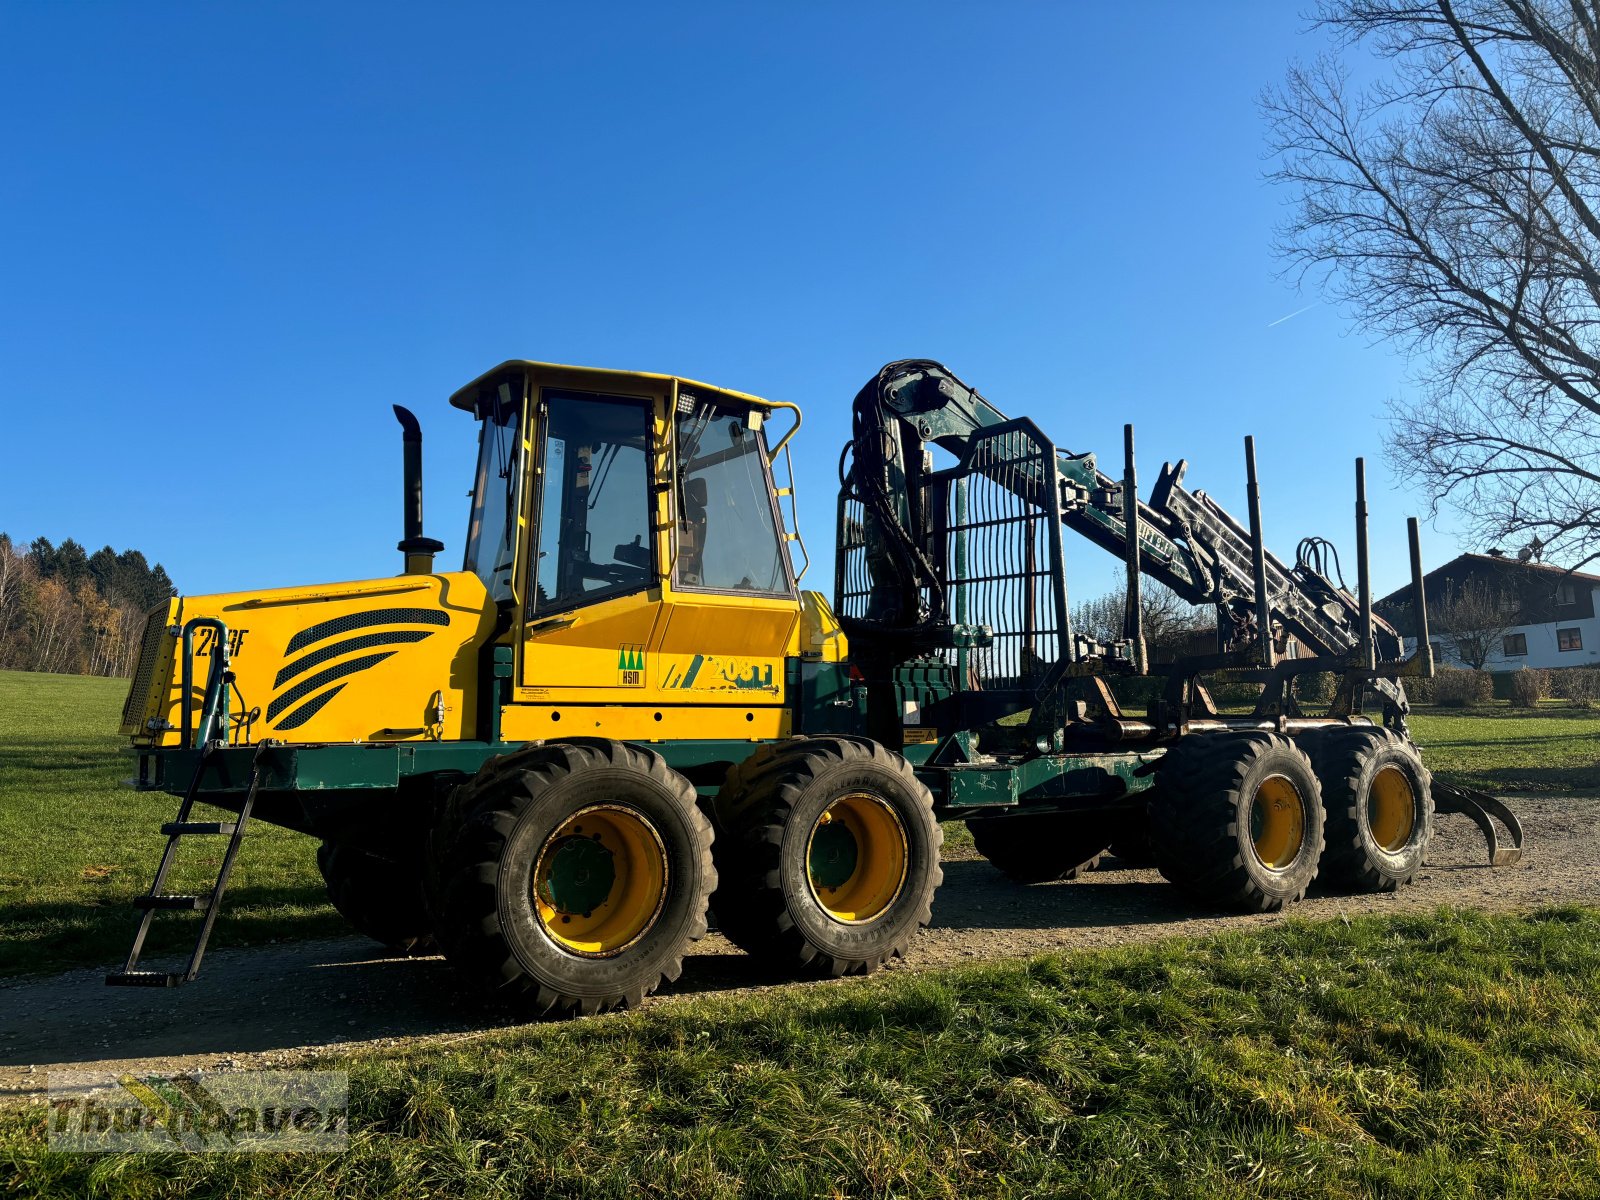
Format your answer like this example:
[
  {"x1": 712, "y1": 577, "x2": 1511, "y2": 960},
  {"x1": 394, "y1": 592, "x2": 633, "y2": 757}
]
[{"x1": 3, "y1": 795, "x2": 1594, "y2": 1104}]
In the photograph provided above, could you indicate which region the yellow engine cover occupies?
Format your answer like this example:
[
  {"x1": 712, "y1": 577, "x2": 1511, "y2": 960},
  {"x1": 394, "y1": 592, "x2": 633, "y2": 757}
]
[{"x1": 121, "y1": 572, "x2": 496, "y2": 746}]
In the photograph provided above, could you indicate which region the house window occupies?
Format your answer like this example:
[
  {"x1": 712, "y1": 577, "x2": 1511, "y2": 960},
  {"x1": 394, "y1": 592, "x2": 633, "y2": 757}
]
[
  {"x1": 1557, "y1": 627, "x2": 1583, "y2": 652},
  {"x1": 1501, "y1": 632, "x2": 1528, "y2": 657},
  {"x1": 1556, "y1": 581, "x2": 1577, "y2": 605}
]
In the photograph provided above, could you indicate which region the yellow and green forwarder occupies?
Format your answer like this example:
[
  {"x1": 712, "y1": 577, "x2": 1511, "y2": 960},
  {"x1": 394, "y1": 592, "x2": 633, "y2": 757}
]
[{"x1": 112, "y1": 358, "x2": 1521, "y2": 1016}]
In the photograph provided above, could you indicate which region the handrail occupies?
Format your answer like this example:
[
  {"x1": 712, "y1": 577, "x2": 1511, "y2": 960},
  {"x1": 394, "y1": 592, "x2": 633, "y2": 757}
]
[
  {"x1": 778, "y1": 443, "x2": 811, "y2": 582},
  {"x1": 763, "y1": 400, "x2": 803, "y2": 462},
  {"x1": 180, "y1": 618, "x2": 232, "y2": 749}
]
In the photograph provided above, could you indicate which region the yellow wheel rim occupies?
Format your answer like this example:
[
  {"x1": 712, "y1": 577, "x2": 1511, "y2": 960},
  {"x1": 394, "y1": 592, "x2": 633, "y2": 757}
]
[
  {"x1": 805, "y1": 792, "x2": 908, "y2": 924},
  {"x1": 1368, "y1": 766, "x2": 1416, "y2": 853},
  {"x1": 532, "y1": 804, "x2": 667, "y2": 957},
  {"x1": 1248, "y1": 774, "x2": 1306, "y2": 871}
]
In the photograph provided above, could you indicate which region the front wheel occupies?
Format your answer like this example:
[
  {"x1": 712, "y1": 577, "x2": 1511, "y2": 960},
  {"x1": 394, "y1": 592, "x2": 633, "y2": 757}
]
[
  {"x1": 711, "y1": 736, "x2": 942, "y2": 977},
  {"x1": 429, "y1": 738, "x2": 715, "y2": 1016},
  {"x1": 1149, "y1": 732, "x2": 1324, "y2": 912}
]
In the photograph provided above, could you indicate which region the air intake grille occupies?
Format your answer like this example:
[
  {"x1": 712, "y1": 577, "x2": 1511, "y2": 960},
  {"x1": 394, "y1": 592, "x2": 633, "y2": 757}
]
[{"x1": 121, "y1": 604, "x2": 173, "y2": 732}]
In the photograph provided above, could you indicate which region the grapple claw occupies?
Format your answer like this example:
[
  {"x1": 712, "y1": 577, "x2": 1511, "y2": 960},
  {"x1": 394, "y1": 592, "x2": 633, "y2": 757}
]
[{"x1": 1433, "y1": 781, "x2": 1525, "y2": 867}]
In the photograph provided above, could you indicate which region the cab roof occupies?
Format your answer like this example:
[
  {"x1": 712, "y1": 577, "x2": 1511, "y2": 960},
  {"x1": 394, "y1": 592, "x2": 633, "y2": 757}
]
[{"x1": 449, "y1": 359, "x2": 778, "y2": 415}]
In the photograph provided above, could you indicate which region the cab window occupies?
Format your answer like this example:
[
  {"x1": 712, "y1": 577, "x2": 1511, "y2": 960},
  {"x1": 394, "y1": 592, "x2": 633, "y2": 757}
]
[
  {"x1": 463, "y1": 378, "x2": 525, "y2": 603},
  {"x1": 531, "y1": 391, "x2": 654, "y2": 614},
  {"x1": 674, "y1": 397, "x2": 791, "y2": 595}
]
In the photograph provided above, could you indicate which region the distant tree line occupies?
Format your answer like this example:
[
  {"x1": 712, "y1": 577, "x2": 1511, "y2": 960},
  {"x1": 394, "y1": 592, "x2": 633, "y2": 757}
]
[{"x1": 0, "y1": 535, "x2": 176, "y2": 677}]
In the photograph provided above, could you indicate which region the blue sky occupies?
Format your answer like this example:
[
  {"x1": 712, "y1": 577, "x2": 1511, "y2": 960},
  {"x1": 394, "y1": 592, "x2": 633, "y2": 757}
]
[{"x1": 1, "y1": 2, "x2": 1450, "y2": 604}]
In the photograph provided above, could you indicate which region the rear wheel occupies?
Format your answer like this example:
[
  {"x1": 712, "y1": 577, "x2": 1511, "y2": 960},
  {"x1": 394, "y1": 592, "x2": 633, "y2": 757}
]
[
  {"x1": 429, "y1": 738, "x2": 715, "y2": 1016},
  {"x1": 316, "y1": 842, "x2": 435, "y2": 954},
  {"x1": 1149, "y1": 732, "x2": 1324, "y2": 912},
  {"x1": 711, "y1": 736, "x2": 941, "y2": 976},
  {"x1": 965, "y1": 811, "x2": 1111, "y2": 883},
  {"x1": 1301, "y1": 726, "x2": 1432, "y2": 892}
]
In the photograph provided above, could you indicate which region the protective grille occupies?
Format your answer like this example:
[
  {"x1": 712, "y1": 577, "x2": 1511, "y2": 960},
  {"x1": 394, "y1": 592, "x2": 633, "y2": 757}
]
[
  {"x1": 834, "y1": 419, "x2": 1070, "y2": 691},
  {"x1": 836, "y1": 492, "x2": 871, "y2": 622},
  {"x1": 267, "y1": 650, "x2": 397, "y2": 724},
  {"x1": 938, "y1": 427, "x2": 1066, "y2": 689},
  {"x1": 121, "y1": 603, "x2": 173, "y2": 731}
]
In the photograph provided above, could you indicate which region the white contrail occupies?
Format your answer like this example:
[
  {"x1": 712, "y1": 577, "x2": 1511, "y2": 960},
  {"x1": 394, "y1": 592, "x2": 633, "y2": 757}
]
[{"x1": 1266, "y1": 302, "x2": 1319, "y2": 328}]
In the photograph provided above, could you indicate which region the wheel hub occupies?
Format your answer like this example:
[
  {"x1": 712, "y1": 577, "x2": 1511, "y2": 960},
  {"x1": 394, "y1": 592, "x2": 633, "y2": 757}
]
[
  {"x1": 1248, "y1": 774, "x2": 1306, "y2": 871},
  {"x1": 540, "y1": 835, "x2": 616, "y2": 916},
  {"x1": 804, "y1": 792, "x2": 908, "y2": 924},
  {"x1": 532, "y1": 804, "x2": 668, "y2": 958},
  {"x1": 1368, "y1": 765, "x2": 1416, "y2": 852}
]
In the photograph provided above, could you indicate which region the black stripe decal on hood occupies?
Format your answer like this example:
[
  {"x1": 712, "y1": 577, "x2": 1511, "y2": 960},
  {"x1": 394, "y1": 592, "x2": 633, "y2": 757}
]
[
  {"x1": 275, "y1": 685, "x2": 348, "y2": 731},
  {"x1": 268, "y1": 651, "x2": 396, "y2": 723},
  {"x1": 286, "y1": 607, "x2": 449, "y2": 654},
  {"x1": 274, "y1": 629, "x2": 436, "y2": 688}
]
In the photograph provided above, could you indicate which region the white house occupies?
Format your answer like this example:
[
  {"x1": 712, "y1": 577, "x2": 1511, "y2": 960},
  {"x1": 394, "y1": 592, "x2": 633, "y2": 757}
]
[{"x1": 1377, "y1": 553, "x2": 1600, "y2": 672}]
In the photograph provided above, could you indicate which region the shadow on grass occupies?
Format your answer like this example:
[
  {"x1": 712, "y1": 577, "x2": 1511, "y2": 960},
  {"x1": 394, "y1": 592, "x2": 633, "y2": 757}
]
[
  {"x1": 0, "y1": 884, "x2": 342, "y2": 978},
  {"x1": 0, "y1": 948, "x2": 496, "y2": 1071},
  {"x1": 1440, "y1": 764, "x2": 1600, "y2": 792},
  {"x1": 0, "y1": 750, "x2": 121, "y2": 775},
  {"x1": 1420, "y1": 730, "x2": 1600, "y2": 749}
]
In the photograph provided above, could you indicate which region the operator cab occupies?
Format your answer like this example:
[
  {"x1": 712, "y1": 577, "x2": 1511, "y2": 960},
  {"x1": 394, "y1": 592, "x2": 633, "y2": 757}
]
[
  {"x1": 456, "y1": 361, "x2": 795, "y2": 609},
  {"x1": 450, "y1": 361, "x2": 808, "y2": 742}
]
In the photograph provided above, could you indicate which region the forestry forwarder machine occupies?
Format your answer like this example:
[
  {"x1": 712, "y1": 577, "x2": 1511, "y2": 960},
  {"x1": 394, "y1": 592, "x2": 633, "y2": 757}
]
[{"x1": 109, "y1": 359, "x2": 1523, "y2": 1015}]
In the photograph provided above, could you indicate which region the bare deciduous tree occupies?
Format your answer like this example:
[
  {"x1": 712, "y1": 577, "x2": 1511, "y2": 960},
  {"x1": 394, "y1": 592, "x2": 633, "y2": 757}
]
[
  {"x1": 1072, "y1": 580, "x2": 1209, "y2": 660},
  {"x1": 0, "y1": 535, "x2": 32, "y2": 659},
  {"x1": 1433, "y1": 578, "x2": 1523, "y2": 668},
  {"x1": 1266, "y1": 1, "x2": 1600, "y2": 570}
]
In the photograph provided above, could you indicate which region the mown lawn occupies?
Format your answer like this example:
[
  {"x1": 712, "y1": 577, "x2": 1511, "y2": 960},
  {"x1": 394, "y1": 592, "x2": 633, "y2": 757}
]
[
  {"x1": 0, "y1": 670, "x2": 338, "y2": 978},
  {"x1": 4, "y1": 906, "x2": 1598, "y2": 1199},
  {"x1": 1409, "y1": 703, "x2": 1600, "y2": 794}
]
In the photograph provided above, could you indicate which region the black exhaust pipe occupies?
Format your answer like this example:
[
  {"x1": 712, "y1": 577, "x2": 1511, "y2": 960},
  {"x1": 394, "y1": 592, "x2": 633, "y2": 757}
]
[{"x1": 393, "y1": 405, "x2": 444, "y2": 575}]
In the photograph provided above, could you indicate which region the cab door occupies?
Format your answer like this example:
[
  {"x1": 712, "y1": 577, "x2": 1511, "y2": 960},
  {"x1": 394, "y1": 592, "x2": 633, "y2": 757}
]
[
  {"x1": 516, "y1": 386, "x2": 665, "y2": 704},
  {"x1": 650, "y1": 385, "x2": 800, "y2": 714}
]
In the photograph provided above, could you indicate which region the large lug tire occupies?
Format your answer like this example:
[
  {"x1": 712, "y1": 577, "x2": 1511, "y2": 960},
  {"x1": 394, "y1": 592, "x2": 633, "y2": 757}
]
[
  {"x1": 1107, "y1": 801, "x2": 1158, "y2": 868},
  {"x1": 1301, "y1": 726, "x2": 1433, "y2": 893},
  {"x1": 1149, "y1": 732, "x2": 1325, "y2": 912},
  {"x1": 965, "y1": 811, "x2": 1111, "y2": 883},
  {"x1": 316, "y1": 841, "x2": 436, "y2": 954},
  {"x1": 711, "y1": 736, "x2": 942, "y2": 977},
  {"x1": 429, "y1": 738, "x2": 715, "y2": 1017}
]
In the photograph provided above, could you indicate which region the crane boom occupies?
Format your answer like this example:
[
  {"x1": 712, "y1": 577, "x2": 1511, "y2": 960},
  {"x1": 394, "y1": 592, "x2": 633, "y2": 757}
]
[{"x1": 838, "y1": 359, "x2": 1409, "y2": 717}]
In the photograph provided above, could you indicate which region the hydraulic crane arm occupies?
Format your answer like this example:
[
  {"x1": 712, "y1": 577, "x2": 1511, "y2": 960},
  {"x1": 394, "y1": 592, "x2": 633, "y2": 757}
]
[{"x1": 843, "y1": 359, "x2": 1404, "y2": 667}]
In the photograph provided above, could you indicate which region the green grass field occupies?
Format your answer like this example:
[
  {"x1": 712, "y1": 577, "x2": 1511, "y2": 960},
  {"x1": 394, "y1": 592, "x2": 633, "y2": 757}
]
[
  {"x1": 4, "y1": 906, "x2": 1598, "y2": 1198},
  {"x1": 1, "y1": 669, "x2": 1596, "y2": 978},
  {"x1": 0, "y1": 671, "x2": 339, "y2": 978},
  {"x1": 1409, "y1": 704, "x2": 1600, "y2": 793}
]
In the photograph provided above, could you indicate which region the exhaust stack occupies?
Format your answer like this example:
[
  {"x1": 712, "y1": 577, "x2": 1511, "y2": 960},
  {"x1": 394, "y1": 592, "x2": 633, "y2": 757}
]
[{"x1": 393, "y1": 405, "x2": 444, "y2": 575}]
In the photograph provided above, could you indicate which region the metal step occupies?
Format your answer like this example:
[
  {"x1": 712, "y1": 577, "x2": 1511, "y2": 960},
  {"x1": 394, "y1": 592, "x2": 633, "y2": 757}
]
[
  {"x1": 110, "y1": 736, "x2": 276, "y2": 991},
  {"x1": 105, "y1": 970, "x2": 185, "y2": 988},
  {"x1": 132, "y1": 894, "x2": 210, "y2": 911},
  {"x1": 161, "y1": 820, "x2": 239, "y2": 836}
]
